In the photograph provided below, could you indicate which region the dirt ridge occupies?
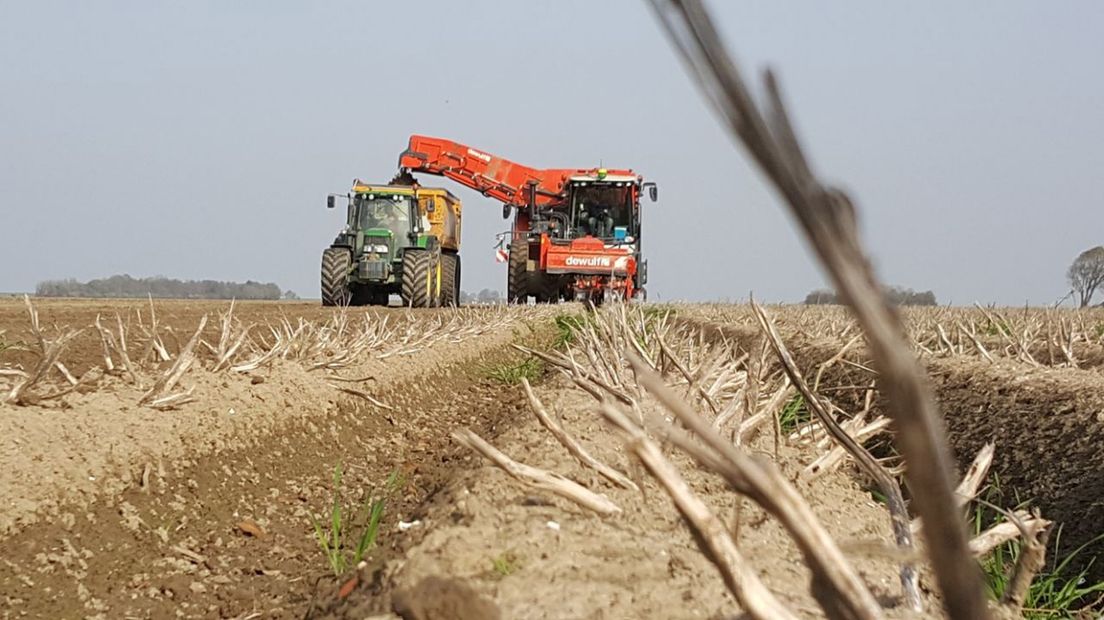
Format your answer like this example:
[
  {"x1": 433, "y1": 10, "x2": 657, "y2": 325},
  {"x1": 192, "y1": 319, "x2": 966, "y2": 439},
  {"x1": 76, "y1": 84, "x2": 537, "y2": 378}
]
[{"x1": 681, "y1": 316, "x2": 1104, "y2": 580}]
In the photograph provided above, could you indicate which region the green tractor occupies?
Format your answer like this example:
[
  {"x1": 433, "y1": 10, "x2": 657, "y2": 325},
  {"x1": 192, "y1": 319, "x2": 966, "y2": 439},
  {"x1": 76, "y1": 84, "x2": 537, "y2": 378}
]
[{"x1": 321, "y1": 180, "x2": 462, "y2": 307}]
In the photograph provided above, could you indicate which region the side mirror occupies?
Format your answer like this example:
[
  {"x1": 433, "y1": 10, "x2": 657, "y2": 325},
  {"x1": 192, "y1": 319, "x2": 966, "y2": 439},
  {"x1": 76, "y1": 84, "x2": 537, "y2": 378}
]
[
  {"x1": 327, "y1": 195, "x2": 335, "y2": 209},
  {"x1": 502, "y1": 203, "x2": 512, "y2": 220},
  {"x1": 643, "y1": 182, "x2": 658, "y2": 202}
]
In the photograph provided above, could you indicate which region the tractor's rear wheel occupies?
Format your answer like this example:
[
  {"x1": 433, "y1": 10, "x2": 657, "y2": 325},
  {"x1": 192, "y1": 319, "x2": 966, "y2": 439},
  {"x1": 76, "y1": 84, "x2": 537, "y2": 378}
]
[
  {"x1": 507, "y1": 239, "x2": 529, "y2": 304},
  {"x1": 455, "y1": 256, "x2": 462, "y2": 306},
  {"x1": 401, "y1": 249, "x2": 440, "y2": 308},
  {"x1": 441, "y1": 252, "x2": 460, "y2": 307},
  {"x1": 321, "y1": 247, "x2": 352, "y2": 307}
]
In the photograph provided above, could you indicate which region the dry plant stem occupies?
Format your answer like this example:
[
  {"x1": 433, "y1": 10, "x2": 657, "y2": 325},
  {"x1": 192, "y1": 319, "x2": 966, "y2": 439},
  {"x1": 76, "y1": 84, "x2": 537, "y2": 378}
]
[
  {"x1": 96, "y1": 313, "x2": 140, "y2": 383},
  {"x1": 326, "y1": 374, "x2": 376, "y2": 383},
  {"x1": 804, "y1": 417, "x2": 891, "y2": 479},
  {"x1": 451, "y1": 428, "x2": 621, "y2": 516},
  {"x1": 658, "y1": 332, "x2": 723, "y2": 414},
  {"x1": 1001, "y1": 520, "x2": 1052, "y2": 614},
  {"x1": 114, "y1": 314, "x2": 139, "y2": 382},
  {"x1": 911, "y1": 443, "x2": 995, "y2": 536},
  {"x1": 139, "y1": 315, "x2": 207, "y2": 406},
  {"x1": 969, "y1": 513, "x2": 1050, "y2": 558},
  {"x1": 231, "y1": 346, "x2": 280, "y2": 373},
  {"x1": 1043, "y1": 314, "x2": 1057, "y2": 366},
  {"x1": 140, "y1": 294, "x2": 171, "y2": 363},
  {"x1": 957, "y1": 321, "x2": 994, "y2": 363},
  {"x1": 710, "y1": 388, "x2": 743, "y2": 429},
  {"x1": 752, "y1": 302, "x2": 921, "y2": 611},
  {"x1": 5, "y1": 296, "x2": 81, "y2": 405},
  {"x1": 936, "y1": 323, "x2": 955, "y2": 353},
  {"x1": 211, "y1": 302, "x2": 251, "y2": 372},
  {"x1": 628, "y1": 357, "x2": 883, "y2": 620},
  {"x1": 94, "y1": 314, "x2": 121, "y2": 373},
  {"x1": 601, "y1": 404, "x2": 799, "y2": 620},
  {"x1": 973, "y1": 304, "x2": 1038, "y2": 366},
  {"x1": 737, "y1": 380, "x2": 793, "y2": 444},
  {"x1": 329, "y1": 384, "x2": 393, "y2": 410},
  {"x1": 955, "y1": 443, "x2": 994, "y2": 504},
  {"x1": 520, "y1": 379, "x2": 638, "y2": 491},
  {"x1": 148, "y1": 387, "x2": 196, "y2": 410},
  {"x1": 54, "y1": 361, "x2": 78, "y2": 385},
  {"x1": 518, "y1": 344, "x2": 635, "y2": 405},
  {"x1": 647, "y1": 2, "x2": 989, "y2": 616},
  {"x1": 27, "y1": 368, "x2": 99, "y2": 403},
  {"x1": 813, "y1": 334, "x2": 862, "y2": 392}
]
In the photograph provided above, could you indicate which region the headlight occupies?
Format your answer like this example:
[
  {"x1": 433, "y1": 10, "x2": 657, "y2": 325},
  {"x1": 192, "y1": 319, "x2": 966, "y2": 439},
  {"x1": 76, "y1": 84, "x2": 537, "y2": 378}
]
[{"x1": 370, "y1": 244, "x2": 389, "y2": 253}]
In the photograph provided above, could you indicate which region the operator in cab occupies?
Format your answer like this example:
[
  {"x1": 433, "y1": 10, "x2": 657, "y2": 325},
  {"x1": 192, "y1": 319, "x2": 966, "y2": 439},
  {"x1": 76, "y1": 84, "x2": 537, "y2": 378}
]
[
  {"x1": 364, "y1": 201, "x2": 405, "y2": 232},
  {"x1": 577, "y1": 202, "x2": 614, "y2": 238}
]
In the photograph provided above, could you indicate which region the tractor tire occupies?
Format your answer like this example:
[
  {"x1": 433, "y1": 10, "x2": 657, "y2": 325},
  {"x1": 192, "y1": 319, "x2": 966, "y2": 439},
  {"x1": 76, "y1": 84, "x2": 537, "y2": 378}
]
[
  {"x1": 507, "y1": 239, "x2": 529, "y2": 304},
  {"x1": 441, "y1": 252, "x2": 460, "y2": 307},
  {"x1": 401, "y1": 249, "x2": 440, "y2": 308},
  {"x1": 321, "y1": 247, "x2": 352, "y2": 307},
  {"x1": 454, "y1": 255, "x2": 462, "y2": 306}
]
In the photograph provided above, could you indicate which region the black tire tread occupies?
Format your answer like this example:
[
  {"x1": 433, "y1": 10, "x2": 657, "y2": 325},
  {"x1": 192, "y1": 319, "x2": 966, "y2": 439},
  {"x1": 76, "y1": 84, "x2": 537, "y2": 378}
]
[
  {"x1": 401, "y1": 249, "x2": 438, "y2": 308},
  {"x1": 507, "y1": 239, "x2": 528, "y2": 304},
  {"x1": 441, "y1": 253, "x2": 459, "y2": 307},
  {"x1": 321, "y1": 247, "x2": 352, "y2": 306}
]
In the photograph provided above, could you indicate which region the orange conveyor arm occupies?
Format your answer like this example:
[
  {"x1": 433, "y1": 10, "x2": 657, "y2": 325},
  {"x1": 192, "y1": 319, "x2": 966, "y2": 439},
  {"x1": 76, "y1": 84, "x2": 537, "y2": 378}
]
[{"x1": 398, "y1": 135, "x2": 589, "y2": 208}]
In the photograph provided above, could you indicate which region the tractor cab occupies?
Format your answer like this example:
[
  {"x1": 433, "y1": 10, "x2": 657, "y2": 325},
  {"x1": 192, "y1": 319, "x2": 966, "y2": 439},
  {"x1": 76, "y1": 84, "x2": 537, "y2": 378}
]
[{"x1": 350, "y1": 190, "x2": 415, "y2": 261}]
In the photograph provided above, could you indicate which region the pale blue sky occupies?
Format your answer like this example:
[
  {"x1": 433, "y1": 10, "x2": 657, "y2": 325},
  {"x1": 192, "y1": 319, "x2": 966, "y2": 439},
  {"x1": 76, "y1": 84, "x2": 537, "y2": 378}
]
[{"x1": 2, "y1": 1, "x2": 1101, "y2": 304}]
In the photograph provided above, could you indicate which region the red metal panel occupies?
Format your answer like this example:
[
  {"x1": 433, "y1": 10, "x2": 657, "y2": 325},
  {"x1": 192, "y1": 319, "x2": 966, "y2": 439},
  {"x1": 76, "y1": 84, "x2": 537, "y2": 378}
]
[{"x1": 544, "y1": 239, "x2": 635, "y2": 277}]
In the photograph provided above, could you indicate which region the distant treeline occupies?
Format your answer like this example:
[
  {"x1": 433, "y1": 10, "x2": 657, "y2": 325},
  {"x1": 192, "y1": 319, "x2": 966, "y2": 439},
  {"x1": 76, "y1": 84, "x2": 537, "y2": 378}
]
[
  {"x1": 804, "y1": 286, "x2": 937, "y2": 307},
  {"x1": 36, "y1": 275, "x2": 294, "y2": 300}
]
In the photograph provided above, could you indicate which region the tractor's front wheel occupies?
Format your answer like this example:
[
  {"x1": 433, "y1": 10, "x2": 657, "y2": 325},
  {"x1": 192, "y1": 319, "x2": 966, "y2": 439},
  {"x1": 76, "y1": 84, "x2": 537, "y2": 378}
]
[{"x1": 321, "y1": 247, "x2": 352, "y2": 307}]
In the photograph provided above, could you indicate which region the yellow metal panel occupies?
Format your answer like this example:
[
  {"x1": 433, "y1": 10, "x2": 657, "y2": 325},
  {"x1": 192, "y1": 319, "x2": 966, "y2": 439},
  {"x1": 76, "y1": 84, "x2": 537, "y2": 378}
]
[{"x1": 418, "y1": 193, "x2": 462, "y2": 252}]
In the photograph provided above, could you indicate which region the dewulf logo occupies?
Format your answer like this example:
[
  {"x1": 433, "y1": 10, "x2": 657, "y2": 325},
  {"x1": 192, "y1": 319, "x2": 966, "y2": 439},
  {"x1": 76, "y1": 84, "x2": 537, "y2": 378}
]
[
  {"x1": 467, "y1": 148, "x2": 492, "y2": 163},
  {"x1": 565, "y1": 256, "x2": 612, "y2": 267}
]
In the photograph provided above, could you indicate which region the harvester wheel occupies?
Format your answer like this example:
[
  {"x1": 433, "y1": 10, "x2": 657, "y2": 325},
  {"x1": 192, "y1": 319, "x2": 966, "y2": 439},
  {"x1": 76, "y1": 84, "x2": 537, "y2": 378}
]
[
  {"x1": 507, "y1": 239, "x2": 528, "y2": 304},
  {"x1": 401, "y1": 249, "x2": 440, "y2": 308},
  {"x1": 321, "y1": 247, "x2": 352, "y2": 307},
  {"x1": 441, "y1": 253, "x2": 460, "y2": 307}
]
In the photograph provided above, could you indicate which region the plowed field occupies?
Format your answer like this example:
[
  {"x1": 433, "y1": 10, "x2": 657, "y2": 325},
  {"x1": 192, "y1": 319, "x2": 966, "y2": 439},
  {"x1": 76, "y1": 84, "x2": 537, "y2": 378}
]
[{"x1": 1, "y1": 299, "x2": 1101, "y2": 619}]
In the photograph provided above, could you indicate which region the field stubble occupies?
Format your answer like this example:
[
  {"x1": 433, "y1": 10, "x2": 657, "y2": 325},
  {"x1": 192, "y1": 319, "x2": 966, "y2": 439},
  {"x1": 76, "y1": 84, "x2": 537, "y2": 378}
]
[{"x1": 1, "y1": 298, "x2": 1102, "y2": 618}]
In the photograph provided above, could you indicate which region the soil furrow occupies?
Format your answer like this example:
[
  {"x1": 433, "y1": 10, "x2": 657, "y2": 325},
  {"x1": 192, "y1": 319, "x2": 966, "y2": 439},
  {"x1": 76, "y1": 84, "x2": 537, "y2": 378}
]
[{"x1": 0, "y1": 320, "x2": 547, "y2": 619}]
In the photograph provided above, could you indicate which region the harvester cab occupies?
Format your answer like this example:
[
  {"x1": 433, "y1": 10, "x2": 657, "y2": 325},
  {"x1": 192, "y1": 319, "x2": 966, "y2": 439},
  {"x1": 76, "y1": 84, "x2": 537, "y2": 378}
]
[
  {"x1": 321, "y1": 180, "x2": 461, "y2": 308},
  {"x1": 565, "y1": 173, "x2": 639, "y2": 242}
]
